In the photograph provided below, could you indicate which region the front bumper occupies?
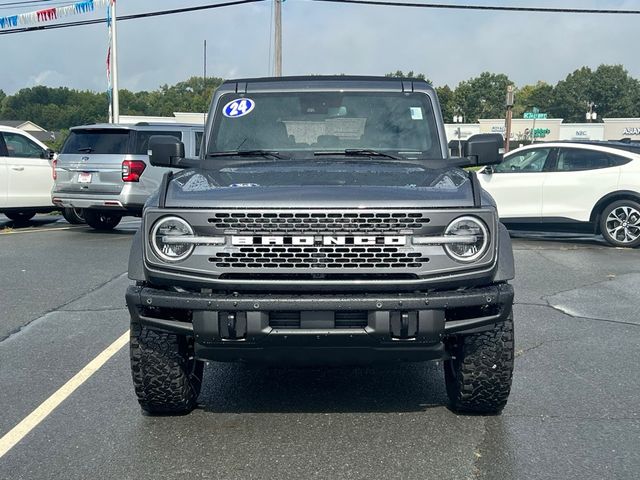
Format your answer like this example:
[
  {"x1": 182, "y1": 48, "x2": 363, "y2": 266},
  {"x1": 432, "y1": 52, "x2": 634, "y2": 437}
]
[{"x1": 126, "y1": 283, "x2": 513, "y2": 364}]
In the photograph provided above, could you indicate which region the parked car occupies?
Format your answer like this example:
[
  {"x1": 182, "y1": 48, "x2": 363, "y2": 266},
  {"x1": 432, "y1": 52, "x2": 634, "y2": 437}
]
[
  {"x1": 478, "y1": 141, "x2": 640, "y2": 247},
  {"x1": 52, "y1": 123, "x2": 204, "y2": 230},
  {"x1": 0, "y1": 125, "x2": 57, "y2": 222}
]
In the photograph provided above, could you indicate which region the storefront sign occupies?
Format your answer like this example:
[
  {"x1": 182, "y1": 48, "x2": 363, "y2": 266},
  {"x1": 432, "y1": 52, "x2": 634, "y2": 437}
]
[{"x1": 622, "y1": 127, "x2": 640, "y2": 136}]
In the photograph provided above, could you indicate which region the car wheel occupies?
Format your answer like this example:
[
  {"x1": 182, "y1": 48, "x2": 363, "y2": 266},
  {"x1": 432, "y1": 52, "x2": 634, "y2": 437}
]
[
  {"x1": 4, "y1": 211, "x2": 36, "y2": 223},
  {"x1": 130, "y1": 323, "x2": 203, "y2": 415},
  {"x1": 599, "y1": 200, "x2": 640, "y2": 248},
  {"x1": 83, "y1": 209, "x2": 122, "y2": 231},
  {"x1": 444, "y1": 309, "x2": 514, "y2": 414},
  {"x1": 61, "y1": 207, "x2": 85, "y2": 225}
]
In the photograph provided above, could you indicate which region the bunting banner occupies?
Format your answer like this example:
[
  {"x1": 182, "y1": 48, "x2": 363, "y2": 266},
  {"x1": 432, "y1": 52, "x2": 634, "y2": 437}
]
[{"x1": 0, "y1": 0, "x2": 110, "y2": 29}]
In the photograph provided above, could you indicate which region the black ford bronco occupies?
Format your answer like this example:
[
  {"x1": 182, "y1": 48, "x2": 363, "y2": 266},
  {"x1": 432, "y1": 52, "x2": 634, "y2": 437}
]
[{"x1": 126, "y1": 76, "x2": 515, "y2": 415}]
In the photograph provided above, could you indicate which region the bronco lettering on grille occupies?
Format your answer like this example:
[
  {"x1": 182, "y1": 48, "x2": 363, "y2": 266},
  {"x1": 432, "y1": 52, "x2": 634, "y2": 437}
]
[{"x1": 231, "y1": 235, "x2": 407, "y2": 246}]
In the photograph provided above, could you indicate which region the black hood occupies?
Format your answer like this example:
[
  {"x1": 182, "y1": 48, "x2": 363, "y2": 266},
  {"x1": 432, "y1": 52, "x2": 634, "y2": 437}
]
[{"x1": 164, "y1": 160, "x2": 475, "y2": 208}]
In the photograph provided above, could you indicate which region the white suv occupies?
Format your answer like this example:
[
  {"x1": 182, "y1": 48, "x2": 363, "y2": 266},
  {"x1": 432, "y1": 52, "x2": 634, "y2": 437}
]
[
  {"x1": 0, "y1": 125, "x2": 56, "y2": 222},
  {"x1": 478, "y1": 141, "x2": 640, "y2": 247}
]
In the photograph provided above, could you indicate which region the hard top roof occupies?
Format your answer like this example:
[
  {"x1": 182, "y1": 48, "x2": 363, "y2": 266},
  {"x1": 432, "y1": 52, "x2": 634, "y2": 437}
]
[
  {"x1": 220, "y1": 75, "x2": 434, "y2": 92},
  {"x1": 70, "y1": 122, "x2": 203, "y2": 131}
]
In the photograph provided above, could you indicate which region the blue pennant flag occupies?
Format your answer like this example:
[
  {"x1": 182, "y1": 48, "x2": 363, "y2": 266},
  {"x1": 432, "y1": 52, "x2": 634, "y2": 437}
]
[{"x1": 74, "y1": 0, "x2": 95, "y2": 14}]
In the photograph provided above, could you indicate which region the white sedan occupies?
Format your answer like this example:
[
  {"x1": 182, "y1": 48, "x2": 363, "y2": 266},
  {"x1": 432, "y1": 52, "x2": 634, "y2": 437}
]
[
  {"x1": 0, "y1": 125, "x2": 58, "y2": 223},
  {"x1": 478, "y1": 141, "x2": 640, "y2": 247}
]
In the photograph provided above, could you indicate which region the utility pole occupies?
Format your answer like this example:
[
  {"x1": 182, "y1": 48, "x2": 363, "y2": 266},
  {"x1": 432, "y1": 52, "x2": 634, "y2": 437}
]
[
  {"x1": 504, "y1": 85, "x2": 514, "y2": 153},
  {"x1": 110, "y1": 0, "x2": 119, "y2": 123},
  {"x1": 203, "y1": 39, "x2": 207, "y2": 125},
  {"x1": 274, "y1": 0, "x2": 282, "y2": 76}
]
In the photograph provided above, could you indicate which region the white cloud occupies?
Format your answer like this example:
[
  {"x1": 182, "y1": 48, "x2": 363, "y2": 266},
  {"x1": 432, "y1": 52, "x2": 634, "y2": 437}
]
[{"x1": 1, "y1": 0, "x2": 638, "y2": 95}]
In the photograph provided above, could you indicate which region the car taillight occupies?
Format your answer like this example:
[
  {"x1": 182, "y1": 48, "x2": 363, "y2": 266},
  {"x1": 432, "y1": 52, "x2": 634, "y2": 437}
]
[
  {"x1": 52, "y1": 158, "x2": 57, "y2": 180},
  {"x1": 122, "y1": 160, "x2": 146, "y2": 182}
]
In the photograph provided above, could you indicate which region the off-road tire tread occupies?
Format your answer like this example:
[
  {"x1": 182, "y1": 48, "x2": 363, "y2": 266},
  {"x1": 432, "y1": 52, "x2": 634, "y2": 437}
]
[
  {"x1": 130, "y1": 323, "x2": 202, "y2": 414},
  {"x1": 445, "y1": 312, "x2": 514, "y2": 414}
]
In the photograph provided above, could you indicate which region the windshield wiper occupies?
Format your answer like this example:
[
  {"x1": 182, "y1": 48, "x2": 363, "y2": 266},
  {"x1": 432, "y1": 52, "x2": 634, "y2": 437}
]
[
  {"x1": 77, "y1": 147, "x2": 94, "y2": 153},
  {"x1": 207, "y1": 150, "x2": 287, "y2": 159},
  {"x1": 313, "y1": 149, "x2": 401, "y2": 160}
]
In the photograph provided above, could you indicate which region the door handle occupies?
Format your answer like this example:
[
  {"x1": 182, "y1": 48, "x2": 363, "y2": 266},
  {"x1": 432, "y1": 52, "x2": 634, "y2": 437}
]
[{"x1": 11, "y1": 166, "x2": 25, "y2": 171}]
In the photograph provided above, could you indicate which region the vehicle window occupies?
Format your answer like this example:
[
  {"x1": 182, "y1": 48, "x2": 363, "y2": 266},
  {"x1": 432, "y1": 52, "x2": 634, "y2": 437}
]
[
  {"x1": 609, "y1": 153, "x2": 632, "y2": 167},
  {"x1": 62, "y1": 129, "x2": 131, "y2": 154},
  {"x1": 195, "y1": 131, "x2": 204, "y2": 156},
  {"x1": 135, "y1": 131, "x2": 182, "y2": 155},
  {"x1": 493, "y1": 148, "x2": 552, "y2": 173},
  {"x1": 1, "y1": 132, "x2": 45, "y2": 158},
  {"x1": 209, "y1": 91, "x2": 441, "y2": 158},
  {"x1": 556, "y1": 149, "x2": 612, "y2": 171}
]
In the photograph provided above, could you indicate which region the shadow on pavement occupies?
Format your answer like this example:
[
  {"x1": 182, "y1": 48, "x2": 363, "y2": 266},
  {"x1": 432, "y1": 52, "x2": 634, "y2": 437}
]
[
  {"x1": 199, "y1": 361, "x2": 449, "y2": 414},
  {"x1": 508, "y1": 229, "x2": 608, "y2": 248}
]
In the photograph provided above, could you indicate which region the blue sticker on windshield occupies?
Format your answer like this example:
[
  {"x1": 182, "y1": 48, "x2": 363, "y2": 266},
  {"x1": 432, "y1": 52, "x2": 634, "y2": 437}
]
[{"x1": 223, "y1": 98, "x2": 255, "y2": 118}]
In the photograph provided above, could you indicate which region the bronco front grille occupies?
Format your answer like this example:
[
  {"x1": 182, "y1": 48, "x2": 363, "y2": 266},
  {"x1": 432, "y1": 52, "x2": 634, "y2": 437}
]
[
  {"x1": 208, "y1": 211, "x2": 430, "y2": 233},
  {"x1": 209, "y1": 246, "x2": 430, "y2": 269}
]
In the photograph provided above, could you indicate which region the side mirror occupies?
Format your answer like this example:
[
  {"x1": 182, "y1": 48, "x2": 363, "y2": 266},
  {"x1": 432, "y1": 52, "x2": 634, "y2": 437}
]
[
  {"x1": 149, "y1": 135, "x2": 185, "y2": 168},
  {"x1": 463, "y1": 133, "x2": 503, "y2": 167},
  {"x1": 46, "y1": 149, "x2": 55, "y2": 160},
  {"x1": 481, "y1": 165, "x2": 494, "y2": 175}
]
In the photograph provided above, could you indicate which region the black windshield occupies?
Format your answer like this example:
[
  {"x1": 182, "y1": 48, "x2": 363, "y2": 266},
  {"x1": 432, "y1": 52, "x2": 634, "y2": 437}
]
[{"x1": 208, "y1": 91, "x2": 442, "y2": 159}]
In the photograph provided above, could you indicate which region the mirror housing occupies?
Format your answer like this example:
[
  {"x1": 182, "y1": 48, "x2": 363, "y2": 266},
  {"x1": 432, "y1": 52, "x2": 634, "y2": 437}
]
[
  {"x1": 462, "y1": 133, "x2": 503, "y2": 167},
  {"x1": 149, "y1": 135, "x2": 185, "y2": 167},
  {"x1": 45, "y1": 149, "x2": 55, "y2": 160}
]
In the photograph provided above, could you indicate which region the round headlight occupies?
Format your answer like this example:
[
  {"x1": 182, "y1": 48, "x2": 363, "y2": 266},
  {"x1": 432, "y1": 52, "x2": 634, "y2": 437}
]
[
  {"x1": 150, "y1": 216, "x2": 194, "y2": 262},
  {"x1": 444, "y1": 216, "x2": 489, "y2": 263}
]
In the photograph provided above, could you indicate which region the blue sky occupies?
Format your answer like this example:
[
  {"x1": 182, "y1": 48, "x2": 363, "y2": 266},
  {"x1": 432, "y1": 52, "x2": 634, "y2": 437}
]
[{"x1": 1, "y1": 0, "x2": 639, "y2": 94}]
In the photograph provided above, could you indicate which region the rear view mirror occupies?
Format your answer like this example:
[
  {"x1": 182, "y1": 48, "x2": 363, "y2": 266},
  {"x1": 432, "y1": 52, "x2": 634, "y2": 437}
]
[
  {"x1": 149, "y1": 135, "x2": 185, "y2": 168},
  {"x1": 463, "y1": 133, "x2": 503, "y2": 167}
]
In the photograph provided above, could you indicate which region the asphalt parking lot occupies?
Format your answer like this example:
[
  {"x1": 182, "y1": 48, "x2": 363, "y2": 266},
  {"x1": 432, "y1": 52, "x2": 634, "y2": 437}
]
[{"x1": 0, "y1": 214, "x2": 638, "y2": 480}]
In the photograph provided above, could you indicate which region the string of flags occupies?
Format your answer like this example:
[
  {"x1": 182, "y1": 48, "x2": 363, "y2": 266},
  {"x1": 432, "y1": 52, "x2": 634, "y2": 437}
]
[{"x1": 0, "y1": 0, "x2": 110, "y2": 30}]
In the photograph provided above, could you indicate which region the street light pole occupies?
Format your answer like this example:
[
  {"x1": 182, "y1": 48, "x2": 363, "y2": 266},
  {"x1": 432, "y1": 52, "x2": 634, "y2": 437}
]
[
  {"x1": 504, "y1": 85, "x2": 514, "y2": 153},
  {"x1": 586, "y1": 101, "x2": 597, "y2": 123},
  {"x1": 110, "y1": 0, "x2": 119, "y2": 123},
  {"x1": 274, "y1": 0, "x2": 282, "y2": 76}
]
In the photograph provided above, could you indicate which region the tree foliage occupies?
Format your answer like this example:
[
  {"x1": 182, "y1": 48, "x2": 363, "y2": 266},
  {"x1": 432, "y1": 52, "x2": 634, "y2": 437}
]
[{"x1": 1, "y1": 66, "x2": 639, "y2": 133}]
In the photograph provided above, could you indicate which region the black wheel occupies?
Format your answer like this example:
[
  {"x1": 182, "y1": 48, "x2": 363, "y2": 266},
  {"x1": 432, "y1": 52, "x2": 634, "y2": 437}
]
[
  {"x1": 84, "y1": 209, "x2": 122, "y2": 231},
  {"x1": 130, "y1": 323, "x2": 203, "y2": 415},
  {"x1": 444, "y1": 309, "x2": 514, "y2": 414},
  {"x1": 599, "y1": 200, "x2": 640, "y2": 248},
  {"x1": 4, "y1": 211, "x2": 36, "y2": 223},
  {"x1": 61, "y1": 207, "x2": 85, "y2": 225}
]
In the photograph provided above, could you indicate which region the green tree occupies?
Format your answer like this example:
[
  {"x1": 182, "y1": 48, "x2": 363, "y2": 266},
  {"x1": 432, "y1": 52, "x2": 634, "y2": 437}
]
[
  {"x1": 513, "y1": 81, "x2": 554, "y2": 118},
  {"x1": 435, "y1": 85, "x2": 455, "y2": 122},
  {"x1": 385, "y1": 70, "x2": 431, "y2": 84},
  {"x1": 453, "y1": 72, "x2": 512, "y2": 122}
]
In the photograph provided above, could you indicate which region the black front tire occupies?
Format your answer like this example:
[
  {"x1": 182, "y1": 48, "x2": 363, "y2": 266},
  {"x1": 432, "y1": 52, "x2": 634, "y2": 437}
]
[
  {"x1": 444, "y1": 309, "x2": 514, "y2": 414},
  {"x1": 84, "y1": 209, "x2": 122, "y2": 231},
  {"x1": 599, "y1": 200, "x2": 640, "y2": 248},
  {"x1": 130, "y1": 323, "x2": 203, "y2": 415},
  {"x1": 61, "y1": 207, "x2": 85, "y2": 225},
  {"x1": 4, "y1": 211, "x2": 36, "y2": 223}
]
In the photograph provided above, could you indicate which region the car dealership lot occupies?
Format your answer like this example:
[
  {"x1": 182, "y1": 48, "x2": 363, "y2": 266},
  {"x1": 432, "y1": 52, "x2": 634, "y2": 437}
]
[{"x1": 0, "y1": 215, "x2": 638, "y2": 480}]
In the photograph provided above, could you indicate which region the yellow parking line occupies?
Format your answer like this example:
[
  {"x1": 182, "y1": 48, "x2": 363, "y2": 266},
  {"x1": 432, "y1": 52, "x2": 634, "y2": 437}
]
[{"x1": 0, "y1": 330, "x2": 130, "y2": 459}]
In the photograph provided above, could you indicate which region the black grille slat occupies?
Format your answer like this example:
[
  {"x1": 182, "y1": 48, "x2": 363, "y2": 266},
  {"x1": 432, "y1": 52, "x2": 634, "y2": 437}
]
[
  {"x1": 209, "y1": 245, "x2": 429, "y2": 269},
  {"x1": 268, "y1": 311, "x2": 368, "y2": 329},
  {"x1": 208, "y1": 211, "x2": 429, "y2": 233}
]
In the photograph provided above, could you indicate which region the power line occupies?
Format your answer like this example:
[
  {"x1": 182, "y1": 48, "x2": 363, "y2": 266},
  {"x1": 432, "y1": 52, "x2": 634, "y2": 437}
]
[
  {"x1": 0, "y1": 0, "x2": 52, "y2": 6},
  {"x1": 0, "y1": 0, "x2": 269, "y2": 35},
  {"x1": 309, "y1": 0, "x2": 640, "y2": 15},
  {"x1": 2, "y1": 0, "x2": 639, "y2": 35},
  {"x1": 0, "y1": 0, "x2": 71, "y2": 12}
]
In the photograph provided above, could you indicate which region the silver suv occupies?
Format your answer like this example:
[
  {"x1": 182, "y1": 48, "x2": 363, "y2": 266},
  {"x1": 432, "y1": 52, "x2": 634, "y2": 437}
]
[{"x1": 52, "y1": 123, "x2": 203, "y2": 230}]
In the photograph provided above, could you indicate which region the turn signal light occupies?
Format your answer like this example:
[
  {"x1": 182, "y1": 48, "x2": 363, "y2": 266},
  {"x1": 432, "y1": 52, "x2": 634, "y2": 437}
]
[{"x1": 122, "y1": 160, "x2": 146, "y2": 182}]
